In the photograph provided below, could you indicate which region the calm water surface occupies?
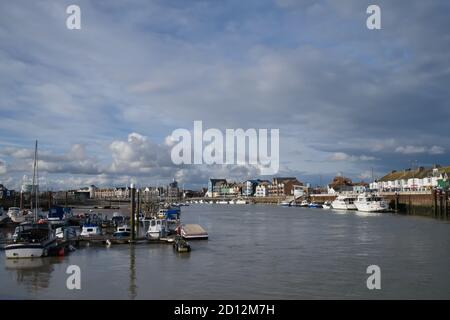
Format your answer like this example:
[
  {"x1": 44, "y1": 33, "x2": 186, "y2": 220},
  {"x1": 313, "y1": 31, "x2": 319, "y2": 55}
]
[{"x1": 1, "y1": 204, "x2": 449, "y2": 299}]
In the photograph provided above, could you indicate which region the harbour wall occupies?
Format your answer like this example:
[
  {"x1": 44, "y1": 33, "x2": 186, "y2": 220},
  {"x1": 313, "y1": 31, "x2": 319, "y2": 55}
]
[{"x1": 310, "y1": 191, "x2": 449, "y2": 218}]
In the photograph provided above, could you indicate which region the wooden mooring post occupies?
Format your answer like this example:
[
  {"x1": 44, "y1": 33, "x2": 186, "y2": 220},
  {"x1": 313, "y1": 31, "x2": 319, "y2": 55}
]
[
  {"x1": 433, "y1": 189, "x2": 438, "y2": 217},
  {"x1": 443, "y1": 191, "x2": 448, "y2": 219},
  {"x1": 136, "y1": 188, "x2": 140, "y2": 237},
  {"x1": 130, "y1": 184, "x2": 136, "y2": 241}
]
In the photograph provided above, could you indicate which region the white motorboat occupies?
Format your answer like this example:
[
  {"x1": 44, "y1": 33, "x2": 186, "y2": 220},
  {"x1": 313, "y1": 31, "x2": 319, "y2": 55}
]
[
  {"x1": 146, "y1": 218, "x2": 167, "y2": 240},
  {"x1": 5, "y1": 222, "x2": 57, "y2": 259},
  {"x1": 279, "y1": 200, "x2": 291, "y2": 207},
  {"x1": 322, "y1": 201, "x2": 332, "y2": 209},
  {"x1": 235, "y1": 199, "x2": 248, "y2": 204},
  {"x1": 331, "y1": 195, "x2": 357, "y2": 210},
  {"x1": 113, "y1": 225, "x2": 131, "y2": 238},
  {"x1": 299, "y1": 200, "x2": 309, "y2": 207},
  {"x1": 80, "y1": 224, "x2": 102, "y2": 237},
  {"x1": 354, "y1": 193, "x2": 389, "y2": 212},
  {"x1": 7, "y1": 207, "x2": 31, "y2": 223}
]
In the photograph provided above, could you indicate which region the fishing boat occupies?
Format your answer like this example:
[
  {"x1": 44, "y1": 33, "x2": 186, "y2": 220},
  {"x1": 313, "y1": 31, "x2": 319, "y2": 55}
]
[
  {"x1": 80, "y1": 224, "x2": 102, "y2": 237},
  {"x1": 5, "y1": 222, "x2": 57, "y2": 259},
  {"x1": 146, "y1": 218, "x2": 167, "y2": 240},
  {"x1": 173, "y1": 236, "x2": 191, "y2": 253},
  {"x1": 55, "y1": 226, "x2": 78, "y2": 239},
  {"x1": 111, "y1": 212, "x2": 125, "y2": 226},
  {"x1": 113, "y1": 225, "x2": 131, "y2": 238},
  {"x1": 331, "y1": 195, "x2": 357, "y2": 210},
  {"x1": 354, "y1": 193, "x2": 389, "y2": 212},
  {"x1": 47, "y1": 206, "x2": 72, "y2": 223}
]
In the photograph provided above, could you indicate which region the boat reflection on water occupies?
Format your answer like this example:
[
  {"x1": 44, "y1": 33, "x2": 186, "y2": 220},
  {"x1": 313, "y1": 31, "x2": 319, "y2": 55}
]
[
  {"x1": 355, "y1": 211, "x2": 382, "y2": 217},
  {"x1": 4, "y1": 257, "x2": 64, "y2": 291},
  {"x1": 129, "y1": 246, "x2": 136, "y2": 300}
]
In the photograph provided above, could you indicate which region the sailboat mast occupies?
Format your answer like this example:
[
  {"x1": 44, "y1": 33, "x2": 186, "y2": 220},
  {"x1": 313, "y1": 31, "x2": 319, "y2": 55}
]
[
  {"x1": 31, "y1": 140, "x2": 38, "y2": 221},
  {"x1": 36, "y1": 140, "x2": 39, "y2": 221}
]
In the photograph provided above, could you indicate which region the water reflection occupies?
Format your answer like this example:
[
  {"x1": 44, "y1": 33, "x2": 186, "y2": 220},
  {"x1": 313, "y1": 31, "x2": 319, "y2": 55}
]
[
  {"x1": 5, "y1": 257, "x2": 63, "y2": 292},
  {"x1": 355, "y1": 211, "x2": 382, "y2": 217},
  {"x1": 129, "y1": 245, "x2": 137, "y2": 299}
]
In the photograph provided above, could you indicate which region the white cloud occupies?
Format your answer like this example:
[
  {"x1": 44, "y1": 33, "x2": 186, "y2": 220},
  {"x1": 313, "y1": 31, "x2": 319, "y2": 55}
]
[
  {"x1": 395, "y1": 145, "x2": 445, "y2": 155},
  {"x1": 429, "y1": 145, "x2": 445, "y2": 155},
  {"x1": 0, "y1": 159, "x2": 7, "y2": 175},
  {"x1": 329, "y1": 152, "x2": 376, "y2": 162}
]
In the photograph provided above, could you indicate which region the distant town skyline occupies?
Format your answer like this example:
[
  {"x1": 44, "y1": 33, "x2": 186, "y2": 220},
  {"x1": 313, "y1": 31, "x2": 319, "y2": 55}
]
[{"x1": 1, "y1": 0, "x2": 449, "y2": 190}]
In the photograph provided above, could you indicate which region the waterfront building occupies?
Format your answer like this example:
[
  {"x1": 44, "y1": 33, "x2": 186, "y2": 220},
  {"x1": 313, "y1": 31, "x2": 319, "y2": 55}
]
[
  {"x1": 370, "y1": 165, "x2": 450, "y2": 192},
  {"x1": 352, "y1": 183, "x2": 368, "y2": 194},
  {"x1": 255, "y1": 182, "x2": 270, "y2": 197},
  {"x1": 207, "y1": 179, "x2": 227, "y2": 197},
  {"x1": 293, "y1": 185, "x2": 308, "y2": 198},
  {"x1": 94, "y1": 188, "x2": 117, "y2": 199},
  {"x1": 167, "y1": 179, "x2": 180, "y2": 199},
  {"x1": 267, "y1": 177, "x2": 302, "y2": 196},
  {"x1": 0, "y1": 184, "x2": 15, "y2": 199},
  {"x1": 327, "y1": 176, "x2": 354, "y2": 194},
  {"x1": 242, "y1": 180, "x2": 262, "y2": 197}
]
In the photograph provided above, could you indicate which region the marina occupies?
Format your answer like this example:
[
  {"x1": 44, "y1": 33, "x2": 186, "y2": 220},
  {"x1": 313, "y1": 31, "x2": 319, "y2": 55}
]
[{"x1": 1, "y1": 203, "x2": 449, "y2": 299}]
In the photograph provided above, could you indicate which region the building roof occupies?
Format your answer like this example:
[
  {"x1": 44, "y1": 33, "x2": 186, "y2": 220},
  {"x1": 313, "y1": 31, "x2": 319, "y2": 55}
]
[{"x1": 379, "y1": 165, "x2": 450, "y2": 182}]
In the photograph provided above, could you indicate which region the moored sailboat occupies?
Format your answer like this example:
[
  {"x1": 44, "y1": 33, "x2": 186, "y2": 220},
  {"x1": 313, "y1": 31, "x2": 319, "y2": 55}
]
[{"x1": 5, "y1": 141, "x2": 57, "y2": 259}]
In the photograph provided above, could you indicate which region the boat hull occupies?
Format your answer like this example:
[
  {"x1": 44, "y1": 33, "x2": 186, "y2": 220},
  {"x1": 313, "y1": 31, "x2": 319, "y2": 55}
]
[
  {"x1": 5, "y1": 240, "x2": 56, "y2": 259},
  {"x1": 355, "y1": 203, "x2": 389, "y2": 212},
  {"x1": 331, "y1": 203, "x2": 357, "y2": 210}
]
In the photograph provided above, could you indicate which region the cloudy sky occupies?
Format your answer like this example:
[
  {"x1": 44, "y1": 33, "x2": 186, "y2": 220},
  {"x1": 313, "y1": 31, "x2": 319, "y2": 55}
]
[{"x1": 0, "y1": 0, "x2": 449, "y2": 190}]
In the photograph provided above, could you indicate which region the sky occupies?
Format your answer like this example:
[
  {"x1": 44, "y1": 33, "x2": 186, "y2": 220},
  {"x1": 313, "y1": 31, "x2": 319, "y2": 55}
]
[{"x1": 0, "y1": 0, "x2": 449, "y2": 190}]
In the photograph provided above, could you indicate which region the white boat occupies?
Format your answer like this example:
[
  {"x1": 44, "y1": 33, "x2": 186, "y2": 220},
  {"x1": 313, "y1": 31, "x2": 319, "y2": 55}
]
[
  {"x1": 331, "y1": 195, "x2": 357, "y2": 210},
  {"x1": 5, "y1": 222, "x2": 57, "y2": 259},
  {"x1": 354, "y1": 193, "x2": 389, "y2": 212},
  {"x1": 299, "y1": 200, "x2": 309, "y2": 207},
  {"x1": 322, "y1": 201, "x2": 332, "y2": 209},
  {"x1": 146, "y1": 219, "x2": 167, "y2": 240},
  {"x1": 279, "y1": 200, "x2": 291, "y2": 207},
  {"x1": 7, "y1": 207, "x2": 31, "y2": 223},
  {"x1": 217, "y1": 200, "x2": 229, "y2": 204},
  {"x1": 113, "y1": 225, "x2": 131, "y2": 238},
  {"x1": 308, "y1": 202, "x2": 322, "y2": 208},
  {"x1": 80, "y1": 224, "x2": 101, "y2": 237},
  {"x1": 235, "y1": 199, "x2": 248, "y2": 204},
  {"x1": 55, "y1": 226, "x2": 78, "y2": 239}
]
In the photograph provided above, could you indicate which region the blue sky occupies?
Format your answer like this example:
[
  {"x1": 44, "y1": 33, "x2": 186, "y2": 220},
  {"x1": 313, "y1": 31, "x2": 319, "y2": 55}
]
[{"x1": 0, "y1": 0, "x2": 449, "y2": 190}]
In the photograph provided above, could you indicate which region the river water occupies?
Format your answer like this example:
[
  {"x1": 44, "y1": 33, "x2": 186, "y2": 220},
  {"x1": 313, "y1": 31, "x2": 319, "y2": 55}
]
[{"x1": 1, "y1": 204, "x2": 449, "y2": 299}]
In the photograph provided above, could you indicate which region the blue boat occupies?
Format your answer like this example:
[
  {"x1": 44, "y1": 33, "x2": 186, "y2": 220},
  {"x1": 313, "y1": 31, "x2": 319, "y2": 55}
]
[{"x1": 47, "y1": 206, "x2": 72, "y2": 222}]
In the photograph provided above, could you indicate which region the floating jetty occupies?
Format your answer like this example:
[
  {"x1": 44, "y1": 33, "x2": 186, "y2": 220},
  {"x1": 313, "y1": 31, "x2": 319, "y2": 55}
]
[{"x1": 181, "y1": 224, "x2": 209, "y2": 240}]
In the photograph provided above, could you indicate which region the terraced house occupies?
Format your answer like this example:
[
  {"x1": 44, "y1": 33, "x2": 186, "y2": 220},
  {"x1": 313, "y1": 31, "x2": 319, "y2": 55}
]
[{"x1": 370, "y1": 165, "x2": 450, "y2": 192}]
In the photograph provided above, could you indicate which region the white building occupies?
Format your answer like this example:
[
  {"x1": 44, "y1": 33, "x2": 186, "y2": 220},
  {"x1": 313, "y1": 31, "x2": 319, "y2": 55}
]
[
  {"x1": 372, "y1": 166, "x2": 449, "y2": 192},
  {"x1": 255, "y1": 183, "x2": 269, "y2": 197}
]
